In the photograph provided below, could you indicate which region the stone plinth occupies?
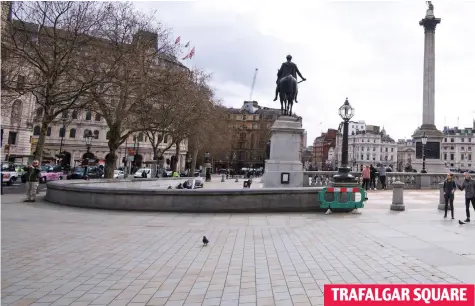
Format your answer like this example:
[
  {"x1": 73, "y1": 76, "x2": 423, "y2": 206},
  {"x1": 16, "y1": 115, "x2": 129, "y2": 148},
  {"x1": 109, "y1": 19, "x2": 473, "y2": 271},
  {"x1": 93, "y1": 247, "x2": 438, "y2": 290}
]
[
  {"x1": 263, "y1": 116, "x2": 304, "y2": 188},
  {"x1": 438, "y1": 182, "x2": 446, "y2": 210},
  {"x1": 390, "y1": 181, "x2": 405, "y2": 211}
]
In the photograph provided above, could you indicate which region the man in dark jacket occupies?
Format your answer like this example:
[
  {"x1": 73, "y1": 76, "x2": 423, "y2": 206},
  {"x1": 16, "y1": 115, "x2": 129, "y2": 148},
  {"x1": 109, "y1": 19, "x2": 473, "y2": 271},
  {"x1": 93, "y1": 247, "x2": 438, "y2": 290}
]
[
  {"x1": 456, "y1": 172, "x2": 475, "y2": 222},
  {"x1": 24, "y1": 160, "x2": 41, "y2": 202},
  {"x1": 369, "y1": 164, "x2": 376, "y2": 190}
]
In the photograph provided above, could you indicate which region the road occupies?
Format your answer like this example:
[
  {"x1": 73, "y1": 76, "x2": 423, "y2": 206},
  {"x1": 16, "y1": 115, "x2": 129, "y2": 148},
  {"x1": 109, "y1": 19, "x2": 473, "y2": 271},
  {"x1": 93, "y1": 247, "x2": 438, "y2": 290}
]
[{"x1": 1, "y1": 181, "x2": 47, "y2": 195}]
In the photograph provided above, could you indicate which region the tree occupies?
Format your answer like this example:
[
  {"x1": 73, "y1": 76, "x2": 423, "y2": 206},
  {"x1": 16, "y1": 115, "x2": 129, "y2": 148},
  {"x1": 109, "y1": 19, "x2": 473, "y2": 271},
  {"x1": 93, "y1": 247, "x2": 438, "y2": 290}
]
[
  {"x1": 1, "y1": 1, "x2": 108, "y2": 162},
  {"x1": 86, "y1": 2, "x2": 188, "y2": 178}
]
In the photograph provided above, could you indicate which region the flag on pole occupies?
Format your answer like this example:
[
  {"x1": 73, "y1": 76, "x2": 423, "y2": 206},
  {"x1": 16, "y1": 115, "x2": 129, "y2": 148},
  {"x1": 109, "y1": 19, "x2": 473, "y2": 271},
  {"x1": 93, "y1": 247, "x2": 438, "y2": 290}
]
[
  {"x1": 175, "y1": 36, "x2": 181, "y2": 44},
  {"x1": 182, "y1": 53, "x2": 189, "y2": 60},
  {"x1": 189, "y1": 47, "x2": 195, "y2": 59},
  {"x1": 184, "y1": 41, "x2": 190, "y2": 48}
]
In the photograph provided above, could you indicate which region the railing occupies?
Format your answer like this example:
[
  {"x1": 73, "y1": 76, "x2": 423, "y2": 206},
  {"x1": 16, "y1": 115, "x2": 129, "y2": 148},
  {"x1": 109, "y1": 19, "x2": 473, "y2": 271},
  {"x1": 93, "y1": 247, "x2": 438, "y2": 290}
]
[{"x1": 303, "y1": 171, "x2": 465, "y2": 189}]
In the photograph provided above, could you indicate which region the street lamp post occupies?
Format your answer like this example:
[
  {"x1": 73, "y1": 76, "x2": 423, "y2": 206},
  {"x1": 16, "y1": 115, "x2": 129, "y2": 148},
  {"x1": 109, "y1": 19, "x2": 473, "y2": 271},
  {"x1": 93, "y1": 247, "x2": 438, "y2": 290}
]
[
  {"x1": 421, "y1": 132, "x2": 428, "y2": 173},
  {"x1": 83, "y1": 130, "x2": 94, "y2": 167},
  {"x1": 333, "y1": 98, "x2": 355, "y2": 183}
]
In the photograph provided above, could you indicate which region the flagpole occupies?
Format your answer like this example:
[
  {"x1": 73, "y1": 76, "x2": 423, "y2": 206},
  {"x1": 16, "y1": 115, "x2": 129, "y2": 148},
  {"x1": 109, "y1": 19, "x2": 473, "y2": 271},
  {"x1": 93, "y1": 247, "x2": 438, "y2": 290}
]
[{"x1": 186, "y1": 41, "x2": 192, "y2": 70}]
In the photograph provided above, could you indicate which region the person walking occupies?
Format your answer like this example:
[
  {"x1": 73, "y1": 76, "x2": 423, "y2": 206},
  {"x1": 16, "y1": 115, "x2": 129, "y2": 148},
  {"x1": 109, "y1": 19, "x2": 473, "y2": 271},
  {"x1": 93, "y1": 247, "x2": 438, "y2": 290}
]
[
  {"x1": 23, "y1": 160, "x2": 41, "y2": 203},
  {"x1": 443, "y1": 173, "x2": 456, "y2": 219},
  {"x1": 456, "y1": 172, "x2": 475, "y2": 222},
  {"x1": 369, "y1": 164, "x2": 376, "y2": 190},
  {"x1": 362, "y1": 165, "x2": 370, "y2": 191},
  {"x1": 378, "y1": 164, "x2": 387, "y2": 190}
]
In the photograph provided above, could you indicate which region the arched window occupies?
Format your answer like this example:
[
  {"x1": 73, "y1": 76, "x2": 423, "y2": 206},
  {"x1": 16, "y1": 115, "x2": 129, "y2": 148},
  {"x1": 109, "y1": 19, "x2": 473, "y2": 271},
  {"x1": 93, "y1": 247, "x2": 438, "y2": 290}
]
[
  {"x1": 69, "y1": 128, "x2": 76, "y2": 138},
  {"x1": 33, "y1": 125, "x2": 41, "y2": 136},
  {"x1": 83, "y1": 129, "x2": 91, "y2": 138},
  {"x1": 46, "y1": 127, "x2": 51, "y2": 136},
  {"x1": 11, "y1": 100, "x2": 22, "y2": 125},
  {"x1": 94, "y1": 113, "x2": 101, "y2": 121},
  {"x1": 138, "y1": 132, "x2": 143, "y2": 142},
  {"x1": 59, "y1": 127, "x2": 66, "y2": 138},
  {"x1": 85, "y1": 111, "x2": 91, "y2": 120},
  {"x1": 72, "y1": 110, "x2": 78, "y2": 119},
  {"x1": 93, "y1": 130, "x2": 99, "y2": 139}
]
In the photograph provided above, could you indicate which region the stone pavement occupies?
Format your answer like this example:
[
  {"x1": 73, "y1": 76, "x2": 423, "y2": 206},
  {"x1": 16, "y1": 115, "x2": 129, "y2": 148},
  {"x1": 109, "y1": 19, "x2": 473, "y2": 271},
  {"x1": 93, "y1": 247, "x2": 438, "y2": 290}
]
[{"x1": 2, "y1": 190, "x2": 475, "y2": 306}]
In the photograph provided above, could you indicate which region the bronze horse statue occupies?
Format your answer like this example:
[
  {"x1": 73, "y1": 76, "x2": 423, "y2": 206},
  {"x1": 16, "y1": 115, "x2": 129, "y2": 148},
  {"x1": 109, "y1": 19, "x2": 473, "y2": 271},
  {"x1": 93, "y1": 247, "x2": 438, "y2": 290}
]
[{"x1": 278, "y1": 75, "x2": 298, "y2": 116}]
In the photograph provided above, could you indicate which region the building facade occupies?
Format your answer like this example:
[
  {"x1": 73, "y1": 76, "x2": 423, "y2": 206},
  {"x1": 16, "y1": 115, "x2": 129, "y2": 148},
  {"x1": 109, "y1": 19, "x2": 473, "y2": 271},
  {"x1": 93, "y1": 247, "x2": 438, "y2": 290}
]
[
  {"x1": 396, "y1": 139, "x2": 416, "y2": 172},
  {"x1": 312, "y1": 129, "x2": 337, "y2": 170},
  {"x1": 1, "y1": 3, "x2": 188, "y2": 169},
  {"x1": 335, "y1": 126, "x2": 398, "y2": 171},
  {"x1": 226, "y1": 101, "x2": 280, "y2": 171},
  {"x1": 441, "y1": 125, "x2": 475, "y2": 171}
]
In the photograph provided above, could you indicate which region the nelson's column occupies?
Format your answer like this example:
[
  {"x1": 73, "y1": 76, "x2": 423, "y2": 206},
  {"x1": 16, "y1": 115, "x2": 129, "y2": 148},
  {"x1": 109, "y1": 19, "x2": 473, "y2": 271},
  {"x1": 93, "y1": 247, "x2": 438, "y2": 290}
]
[{"x1": 412, "y1": 1, "x2": 445, "y2": 174}]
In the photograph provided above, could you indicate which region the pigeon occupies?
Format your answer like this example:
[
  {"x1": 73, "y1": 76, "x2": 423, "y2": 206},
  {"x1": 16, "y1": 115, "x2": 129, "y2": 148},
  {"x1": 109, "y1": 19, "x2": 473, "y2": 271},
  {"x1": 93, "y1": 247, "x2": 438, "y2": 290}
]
[
  {"x1": 458, "y1": 220, "x2": 465, "y2": 225},
  {"x1": 202, "y1": 236, "x2": 209, "y2": 246}
]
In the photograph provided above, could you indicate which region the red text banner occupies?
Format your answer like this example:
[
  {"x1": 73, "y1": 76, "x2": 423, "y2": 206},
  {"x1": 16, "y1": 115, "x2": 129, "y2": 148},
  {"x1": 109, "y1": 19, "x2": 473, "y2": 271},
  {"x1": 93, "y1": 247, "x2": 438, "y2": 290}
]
[{"x1": 324, "y1": 284, "x2": 475, "y2": 306}]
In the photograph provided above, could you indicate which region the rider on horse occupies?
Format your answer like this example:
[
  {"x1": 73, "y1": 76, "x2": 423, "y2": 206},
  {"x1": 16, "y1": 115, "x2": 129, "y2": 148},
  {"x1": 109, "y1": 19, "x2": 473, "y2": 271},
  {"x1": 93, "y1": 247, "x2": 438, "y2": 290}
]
[{"x1": 273, "y1": 54, "x2": 306, "y2": 102}]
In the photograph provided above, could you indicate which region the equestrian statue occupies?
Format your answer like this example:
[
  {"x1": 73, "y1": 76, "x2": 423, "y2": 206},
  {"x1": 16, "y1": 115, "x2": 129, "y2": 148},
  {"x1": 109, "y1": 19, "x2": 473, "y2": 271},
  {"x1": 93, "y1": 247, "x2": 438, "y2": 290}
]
[{"x1": 273, "y1": 54, "x2": 306, "y2": 116}]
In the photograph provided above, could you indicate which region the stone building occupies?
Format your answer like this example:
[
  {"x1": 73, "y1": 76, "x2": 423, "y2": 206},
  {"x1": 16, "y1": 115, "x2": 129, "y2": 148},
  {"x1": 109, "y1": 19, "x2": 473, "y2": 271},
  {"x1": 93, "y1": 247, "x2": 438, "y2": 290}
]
[
  {"x1": 441, "y1": 125, "x2": 475, "y2": 171},
  {"x1": 226, "y1": 101, "x2": 280, "y2": 171},
  {"x1": 335, "y1": 125, "x2": 398, "y2": 171},
  {"x1": 1, "y1": 1, "x2": 34, "y2": 164},
  {"x1": 396, "y1": 139, "x2": 416, "y2": 172},
  {"x1": 1, "y1": 2, "x2": 188, "y2": 169}
]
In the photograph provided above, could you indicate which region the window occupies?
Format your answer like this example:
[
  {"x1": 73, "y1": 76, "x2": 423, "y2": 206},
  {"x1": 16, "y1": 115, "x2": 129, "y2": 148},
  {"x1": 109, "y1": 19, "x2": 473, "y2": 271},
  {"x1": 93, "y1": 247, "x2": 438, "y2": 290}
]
[
  {"x1": 83, "y1": 129, "x2": 91, "y2": 138},
  {"x1": 138, "y1": 132, "x2": 143, "y2": 142},
  {"x1": 62, "y1": 110, "x2": 68, "y2": 119},
  {"x1": 391, "y1": 148, "x2": 394, "y2": 152},
  {"x1": 85, "y1": 111, "x2": 92, "y2": 120},
  {"x1": 462, "y1": 138, "x2": 465, "y2": 142},
  {"x1": 7, "y1": 132, "x2": 17, "y2": 145},
  {"x1": 33, "y1": 125, "x2": 40, "y2": 136},
  {"x1": 444, "y1": 153, "x2": 447, "y2": 160},
  {"x1": 450, "y1": 146, "x2": 454, "y2": 150},
  {"x1": 450, "y1": 153, "x2": 454, "y2": 161},
  {"x1": 385, "y1": 148, "x2": 388, "y2": 152},
  {"x1": 11, "y1": 100, "x2": 22, "y2": 125},
  {"x1": 46, "y1": 127, "x2": 51, "y2": 136},
  {"x1": 243, "y1": 115, "x2": 247, "y2": 121},
  {"x1": 16, "y1": 75, "x2": 25, "y2": 90},
  {"x1": 72, "y1": 110, "x2": 78, "y2": 119},
  {"x1": 253, "y1": 115, "x2": 257, "y2": 120},
  {"x1": 444, "y1": 138, "x2": 447, "y2": 142},
  {"x1": 468, "y1": 147, "x2": 472, "y2": 151},
  {"x1": 469, "y1": 154, "x2": 472, "y2": 161},
  {"x1": 360, "y1": 154, "x2": 364, "y2": 160},
  {"x1": 366, "y1": 154, "x2": 370, "y2": 160},
  {"x1": 95, "y1": 113, "x2": 101, "y2": 121},
  {"x1": 93, "y1": 130, "x2": 99, "y2": 139},
  {"x1": 164, "y1": 135, "x2": 168, "y2": 143},
  {"x1": 69, "y1": 129, "x2": 76, "y2": 138},
  {"x1": 461, "y1": 154, "x2": 464, "y2": 161},
  {"x1": 36, "y1": 108, "x2": 43, "y2": 118},
  {"x1": 450, "y1": 138, "x2": 454, "y2": 142},
  {"x1": 59, "y1": 127, "x2": 65, "y2": 138},
  {"x1": 106, "y1": 131, "x2": 110, "y2": 140}
]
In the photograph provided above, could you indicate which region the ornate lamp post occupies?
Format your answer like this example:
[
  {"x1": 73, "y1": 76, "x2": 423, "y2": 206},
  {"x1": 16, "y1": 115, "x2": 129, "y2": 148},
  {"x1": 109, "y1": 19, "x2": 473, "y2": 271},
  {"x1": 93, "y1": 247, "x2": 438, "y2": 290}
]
[
  {"x1": 85, "y1": 130, "x2": 93, "y2": 153},
  {"x1": 421, "y1": 132, "x2": 428, "y2": 173},
  {"x1": 333, "y1": 98, "x2": 355, "y2": 183}
]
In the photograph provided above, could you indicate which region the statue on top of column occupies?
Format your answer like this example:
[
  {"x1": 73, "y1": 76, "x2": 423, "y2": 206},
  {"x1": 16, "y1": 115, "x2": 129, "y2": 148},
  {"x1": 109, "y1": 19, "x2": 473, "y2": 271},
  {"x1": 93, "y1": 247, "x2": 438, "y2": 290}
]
[{"x1": 426, "y1": 1, "x2": 434, "y2": 17}]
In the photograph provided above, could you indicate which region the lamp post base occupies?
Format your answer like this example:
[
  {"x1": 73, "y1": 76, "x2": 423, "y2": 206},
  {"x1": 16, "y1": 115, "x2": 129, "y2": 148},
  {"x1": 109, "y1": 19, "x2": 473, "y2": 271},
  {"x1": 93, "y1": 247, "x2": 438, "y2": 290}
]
[{"x1": 333, "y1": 166, "x2": 355, "y2": 183}]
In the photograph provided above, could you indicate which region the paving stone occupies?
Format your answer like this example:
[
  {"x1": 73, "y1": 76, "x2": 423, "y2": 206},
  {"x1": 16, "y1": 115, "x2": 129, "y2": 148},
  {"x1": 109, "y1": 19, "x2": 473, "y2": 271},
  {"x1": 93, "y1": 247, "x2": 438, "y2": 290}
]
[{"x1": 2, "y1": 192, "x2": 475, "y2": 306}]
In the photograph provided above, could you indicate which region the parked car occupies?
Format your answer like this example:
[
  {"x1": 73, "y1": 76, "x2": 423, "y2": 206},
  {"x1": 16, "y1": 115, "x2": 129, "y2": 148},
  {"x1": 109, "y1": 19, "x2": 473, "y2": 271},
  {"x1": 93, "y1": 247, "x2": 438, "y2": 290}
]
[
  {"x1": 114, "y1": 170, "x2": 125, "y2": 179},
  {"x1": 1, "y1": 162, "x2": 21, "y2": 186},
  {"x1": 21, "y1": 165, "x2": 64, "y2": 183},
  {"x1": 134, "y1": 168, "x2": 151, "y2": 178},
  {"x1": 67, "y1": 166, "x2": 104, "y2": 180}
]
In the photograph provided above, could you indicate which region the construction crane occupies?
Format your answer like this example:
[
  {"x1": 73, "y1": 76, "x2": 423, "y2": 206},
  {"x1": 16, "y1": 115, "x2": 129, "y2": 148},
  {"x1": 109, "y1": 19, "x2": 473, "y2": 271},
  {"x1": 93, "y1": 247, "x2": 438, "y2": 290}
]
[{"x1": 248, "y1": 68, "x2": 258, "y2": 101}]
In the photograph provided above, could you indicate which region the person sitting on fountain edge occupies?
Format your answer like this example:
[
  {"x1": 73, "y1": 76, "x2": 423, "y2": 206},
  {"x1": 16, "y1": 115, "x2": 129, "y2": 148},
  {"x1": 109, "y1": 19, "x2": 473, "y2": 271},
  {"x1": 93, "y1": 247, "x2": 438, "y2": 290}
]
[{"x1": 273, "y1": 54, "x2": 306, "y2": 102}]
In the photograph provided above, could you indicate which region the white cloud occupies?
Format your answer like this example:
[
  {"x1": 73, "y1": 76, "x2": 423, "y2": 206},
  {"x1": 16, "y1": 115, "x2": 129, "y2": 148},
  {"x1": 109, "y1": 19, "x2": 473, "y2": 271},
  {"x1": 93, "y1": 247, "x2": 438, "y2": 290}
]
[{"x1": 135, "y1": 0, "x2": 475, "y2": 146}]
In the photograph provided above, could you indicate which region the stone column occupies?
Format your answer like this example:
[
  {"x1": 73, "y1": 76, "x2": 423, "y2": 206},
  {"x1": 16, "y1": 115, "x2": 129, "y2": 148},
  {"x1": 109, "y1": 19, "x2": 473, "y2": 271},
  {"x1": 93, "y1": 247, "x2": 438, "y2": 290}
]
[
  {"x1": 438, "y1": 182, "x2": 446, "y2": 210},
  {"x1": 390, "y1": 181, "x2": 405, "y2": 211},
  {"x1": 419, "y1": 6, "x2": 441, "y2": 130}
]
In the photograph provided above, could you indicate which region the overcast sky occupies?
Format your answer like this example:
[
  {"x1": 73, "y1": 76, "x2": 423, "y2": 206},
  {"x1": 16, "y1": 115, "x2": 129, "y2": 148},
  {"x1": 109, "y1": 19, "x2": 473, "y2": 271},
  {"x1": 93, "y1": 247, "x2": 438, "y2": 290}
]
[{"x1": 135, "y1": 0, "x2": 475, "y2": 146}]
